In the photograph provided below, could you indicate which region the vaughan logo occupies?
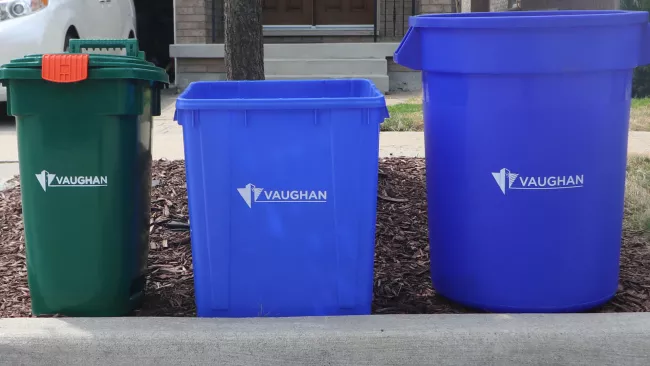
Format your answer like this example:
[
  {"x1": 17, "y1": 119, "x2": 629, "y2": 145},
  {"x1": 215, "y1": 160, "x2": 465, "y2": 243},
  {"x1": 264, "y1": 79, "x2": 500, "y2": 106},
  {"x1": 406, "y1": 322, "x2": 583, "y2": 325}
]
[
  {"x1": 237, "y1": 183, "x2": 327, "y2": 208},
  {"x1": 492, "y1": 168, "x2": 584, "y2": 195},
  {"x1": 35, "y1": 170, "x2": 108, "y2": 192}
]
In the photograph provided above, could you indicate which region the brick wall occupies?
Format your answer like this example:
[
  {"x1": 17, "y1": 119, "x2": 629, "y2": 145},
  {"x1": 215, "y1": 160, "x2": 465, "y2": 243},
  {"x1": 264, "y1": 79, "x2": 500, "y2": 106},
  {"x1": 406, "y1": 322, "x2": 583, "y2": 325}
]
[
  {"x1": 421, "y1": 0, "x2": 455, "y2": 14},
  {"x1": 175, "y1": 0, "x2": 457, "y2": 44},
  {"x1": 175, "y1": 0, "x2": 211, "y2": 44},
  {"x1": 379, "y1": 0, "x2": 417, "y2": 40},
  {"x1": 490, "y1": 0, "x2": 510, "y2": 10},
  {"x1": 175, "y1": 58, "x2": 227, "y2": 88},
  {"x1": 175, "y1": 0, "x2": 618, "y2": 45},
  {"x1": 178, "y1": 58, "x2": 225, "y2": 73},
  {"x1": 387, "y1": 56, "x2": 423, "y2": 91},
  {"x1": 380, "y1": 0, "x2": 454, "y2": 40},
  {"x1": 460, "y1": 0, "x2": 500, "y2": 11}
]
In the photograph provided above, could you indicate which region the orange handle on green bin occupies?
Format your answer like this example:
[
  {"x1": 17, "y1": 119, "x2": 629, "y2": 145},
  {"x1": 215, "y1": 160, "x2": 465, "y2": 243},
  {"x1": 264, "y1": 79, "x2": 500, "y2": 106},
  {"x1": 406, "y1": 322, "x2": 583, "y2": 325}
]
[{"x1": 41, "y1": 54, "x2": 89, "y2": 83}]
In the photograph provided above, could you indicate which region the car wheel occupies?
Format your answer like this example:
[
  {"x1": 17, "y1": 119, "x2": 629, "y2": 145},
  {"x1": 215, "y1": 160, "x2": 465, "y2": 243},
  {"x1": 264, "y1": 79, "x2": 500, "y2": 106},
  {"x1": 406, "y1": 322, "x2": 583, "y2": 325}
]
[{"x1": 63, "y1": 30, "x2": 79, "y2": 52}]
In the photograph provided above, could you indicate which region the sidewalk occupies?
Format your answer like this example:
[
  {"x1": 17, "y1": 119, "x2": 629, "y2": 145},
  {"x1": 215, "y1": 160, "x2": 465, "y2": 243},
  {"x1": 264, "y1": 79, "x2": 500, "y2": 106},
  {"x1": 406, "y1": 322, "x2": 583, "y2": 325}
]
[
  {"x1": 142, "y1": 99, "x2": 650, "y2": 160},
  {"x1": 150, "y1": 99, "x2": 427, "y2": 160},
  {"x1": 2, "y1": 97, "x2": 650, "y2": 183},
  {"x1": 0, "y1": 97, "x2": 427, "y2": 167},
  {"x1": 2, "y1": 314, "x2": 650, "y2": 365},
  {"x1": 629, "y1": 131, "x2": 650, "y2": 156}
]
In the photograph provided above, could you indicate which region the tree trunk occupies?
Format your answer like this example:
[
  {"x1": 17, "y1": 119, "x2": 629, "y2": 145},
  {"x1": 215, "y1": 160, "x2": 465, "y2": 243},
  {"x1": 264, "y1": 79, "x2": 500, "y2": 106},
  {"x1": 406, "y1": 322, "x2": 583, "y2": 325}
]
[{"x1": 224, "y1": 0, "x2": 265, "y2": 80}]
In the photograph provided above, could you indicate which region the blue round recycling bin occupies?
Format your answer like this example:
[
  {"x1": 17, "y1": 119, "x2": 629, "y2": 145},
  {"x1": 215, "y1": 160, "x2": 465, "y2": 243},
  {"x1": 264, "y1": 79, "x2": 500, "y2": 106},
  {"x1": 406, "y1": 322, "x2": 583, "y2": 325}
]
[{"x1": 394, "y1": 11, "x2": 650, "y2": 312}]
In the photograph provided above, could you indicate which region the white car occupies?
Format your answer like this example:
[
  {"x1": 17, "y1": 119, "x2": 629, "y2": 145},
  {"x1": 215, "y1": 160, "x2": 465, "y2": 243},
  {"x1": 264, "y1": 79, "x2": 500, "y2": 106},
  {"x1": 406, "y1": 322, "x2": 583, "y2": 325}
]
[{"x1": 0, "y1": 0, "x2": 136, "y2": 102}]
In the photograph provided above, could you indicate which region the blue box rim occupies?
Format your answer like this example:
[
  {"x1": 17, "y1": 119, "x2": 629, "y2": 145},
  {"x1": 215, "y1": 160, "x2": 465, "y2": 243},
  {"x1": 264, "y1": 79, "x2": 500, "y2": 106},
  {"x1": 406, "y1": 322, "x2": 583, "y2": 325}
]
[{"x1": 175, "y1": 78, "x2": 388, "y2": 111}]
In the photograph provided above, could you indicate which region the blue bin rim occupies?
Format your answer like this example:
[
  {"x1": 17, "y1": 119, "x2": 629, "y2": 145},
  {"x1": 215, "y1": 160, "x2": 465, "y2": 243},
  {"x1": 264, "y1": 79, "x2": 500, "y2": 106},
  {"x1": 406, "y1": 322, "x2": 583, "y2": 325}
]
[
  {"x1": 408, "y1": 10, "x2": 649, "y2": 29},
  {"x1": 175, "y1": 78, "x2": 387, "y2": 111}
]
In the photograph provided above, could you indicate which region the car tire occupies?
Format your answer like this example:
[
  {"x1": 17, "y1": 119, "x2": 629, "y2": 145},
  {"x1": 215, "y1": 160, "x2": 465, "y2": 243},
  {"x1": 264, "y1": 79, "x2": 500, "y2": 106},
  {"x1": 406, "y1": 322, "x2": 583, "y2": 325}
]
[{"x1": 63, "y1": 30, "x2": 79, "y2": 52}]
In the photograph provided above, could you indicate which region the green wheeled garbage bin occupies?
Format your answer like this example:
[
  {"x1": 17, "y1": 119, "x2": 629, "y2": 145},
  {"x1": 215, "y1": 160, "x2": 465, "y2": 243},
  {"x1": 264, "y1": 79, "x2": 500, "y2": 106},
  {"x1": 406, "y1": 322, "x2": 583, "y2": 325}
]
[{"x1": 0, "y1": 39, "x2": 169, "y2": 316}]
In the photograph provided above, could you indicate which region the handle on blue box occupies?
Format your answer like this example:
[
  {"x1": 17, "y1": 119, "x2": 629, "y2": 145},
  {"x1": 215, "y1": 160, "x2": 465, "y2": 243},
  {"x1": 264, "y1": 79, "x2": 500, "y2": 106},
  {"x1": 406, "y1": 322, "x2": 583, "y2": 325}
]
[
  {"x1": 68, "y1": 39, "x2": 142, "y2": 59},
  {"x1": 393, "y1": 27, "x2": 423, "y2": 71}
]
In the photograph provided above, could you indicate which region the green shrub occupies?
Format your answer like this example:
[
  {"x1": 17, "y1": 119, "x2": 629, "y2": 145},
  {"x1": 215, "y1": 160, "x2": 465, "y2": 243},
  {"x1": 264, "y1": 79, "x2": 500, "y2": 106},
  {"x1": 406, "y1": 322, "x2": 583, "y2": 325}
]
[
  {"x1": 633, "y1": 67, "x2": 650, "y2": 98},
  {"x1": 622, "y1": 0, "x2": 650, "y2": 97}
]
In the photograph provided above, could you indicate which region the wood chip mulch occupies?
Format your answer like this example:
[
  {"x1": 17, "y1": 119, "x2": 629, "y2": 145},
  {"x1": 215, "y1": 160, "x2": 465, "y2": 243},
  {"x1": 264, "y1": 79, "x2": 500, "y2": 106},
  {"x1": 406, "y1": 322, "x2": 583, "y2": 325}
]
[{"x1": 0, "y1": 158, "x2": 648, "y2": 317}]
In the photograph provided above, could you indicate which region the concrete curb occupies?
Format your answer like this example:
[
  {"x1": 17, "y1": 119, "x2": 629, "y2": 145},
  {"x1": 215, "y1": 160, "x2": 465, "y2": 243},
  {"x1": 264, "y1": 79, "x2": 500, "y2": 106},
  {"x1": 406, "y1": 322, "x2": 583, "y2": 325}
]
[
  {"x1": 1, "y1": 314, "x2": 649, "y2": 365},
  {"x1": 629, "y1": 131, "x2": 650, "y2": 156},
  {"x1": 0, "y1": 165, "x2": 18, "y2": 191}
]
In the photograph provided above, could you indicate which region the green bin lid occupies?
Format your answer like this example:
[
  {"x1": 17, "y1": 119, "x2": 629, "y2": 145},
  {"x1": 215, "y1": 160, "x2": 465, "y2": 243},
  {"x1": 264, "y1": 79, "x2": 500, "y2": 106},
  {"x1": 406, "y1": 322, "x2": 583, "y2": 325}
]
[{"x1": 0, "y1": 39, "x2": 169, "y2": 84}]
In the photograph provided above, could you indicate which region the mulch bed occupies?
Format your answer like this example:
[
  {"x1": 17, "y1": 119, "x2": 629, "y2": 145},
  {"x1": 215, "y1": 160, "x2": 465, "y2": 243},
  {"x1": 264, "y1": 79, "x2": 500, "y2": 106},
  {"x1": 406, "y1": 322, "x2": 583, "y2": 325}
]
[{"x1": 0, "y1": 158, "x2": 648, "y2": 317}]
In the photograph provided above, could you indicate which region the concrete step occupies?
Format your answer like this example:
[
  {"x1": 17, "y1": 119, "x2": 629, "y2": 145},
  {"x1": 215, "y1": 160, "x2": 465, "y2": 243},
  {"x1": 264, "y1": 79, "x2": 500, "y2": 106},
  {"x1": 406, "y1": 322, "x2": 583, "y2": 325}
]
[
  {"x1": 171, "y1": 43, "x2": 397, "y2": 60},
  {"x1": 264, "y1": 74, "x2": 389, "y2": 94},
  {"x1": 263, "y1": 43, "x2": 396, "y2": 59},
  {"x1": 265, "y1": 58, "x2": 387, "y2": 76}
]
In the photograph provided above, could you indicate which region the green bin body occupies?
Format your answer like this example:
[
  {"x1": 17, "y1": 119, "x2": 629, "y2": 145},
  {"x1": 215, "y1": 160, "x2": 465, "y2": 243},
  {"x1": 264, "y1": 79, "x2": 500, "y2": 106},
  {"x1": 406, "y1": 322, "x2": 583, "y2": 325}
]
[{"x1": 0, "y1": 40, "x2": 168, "y2": 316}]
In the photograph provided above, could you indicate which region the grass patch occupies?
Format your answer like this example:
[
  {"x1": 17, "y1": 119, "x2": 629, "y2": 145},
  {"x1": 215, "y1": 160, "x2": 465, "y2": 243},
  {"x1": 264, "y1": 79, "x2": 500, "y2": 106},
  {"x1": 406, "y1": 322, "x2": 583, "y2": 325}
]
[
  {"x1": 382, "y1": 99, "x2": 423, "y2": 132},
  {"x1": 625, "y1": 155, "x2": 650, "y2": 235},
  {"x1": 380, "y1": 98, "x2": 650, "y2": 132},
  {"x1": 630, "y1": 98, "x2": 650, "y2": 132},
  {"x1": 631, "y1": 98, "x2": 650, "y2": 109}
]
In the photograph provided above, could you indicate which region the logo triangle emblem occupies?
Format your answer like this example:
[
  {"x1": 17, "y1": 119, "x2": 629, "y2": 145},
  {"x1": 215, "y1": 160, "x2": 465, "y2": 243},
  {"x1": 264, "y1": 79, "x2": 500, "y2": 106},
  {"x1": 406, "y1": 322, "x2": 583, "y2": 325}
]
[
  {"x1": 35, "y1": 170, "x2": 55, "y2": 192},
  {"x1": 237, "y1": 184, "x2": 264, "y2": 208}
]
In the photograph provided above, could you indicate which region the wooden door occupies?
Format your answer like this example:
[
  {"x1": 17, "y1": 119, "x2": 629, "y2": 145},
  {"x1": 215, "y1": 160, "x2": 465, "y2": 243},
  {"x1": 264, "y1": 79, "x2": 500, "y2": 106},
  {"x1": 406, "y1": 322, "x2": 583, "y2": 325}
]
[
  {"x1": 262, "y1": 0, "x2": 313, "y2": 25},
  {"x1": 313, "y1": 0, "x2": 374, "y2": 25}
]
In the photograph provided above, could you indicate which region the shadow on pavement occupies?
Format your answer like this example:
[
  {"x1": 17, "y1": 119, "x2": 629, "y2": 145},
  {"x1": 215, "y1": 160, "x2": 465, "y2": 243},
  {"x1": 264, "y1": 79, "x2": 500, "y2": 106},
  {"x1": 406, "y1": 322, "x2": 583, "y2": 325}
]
[
  {"x1": 0, "y1": 102, "x2": 12, "y2": 123},
  {"x1": 160, "y1": 88, "x2": 178, "y2": 112},
  {"x1": 0, "y1": 103, "x2": 16, "y2": 140}
]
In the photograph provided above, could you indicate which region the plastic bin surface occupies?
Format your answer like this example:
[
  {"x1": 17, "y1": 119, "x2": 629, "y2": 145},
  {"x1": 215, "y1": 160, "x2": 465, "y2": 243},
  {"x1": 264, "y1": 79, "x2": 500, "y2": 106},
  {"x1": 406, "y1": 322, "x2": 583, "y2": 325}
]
[
  {"x1": 394, "y1": 10, "x2": 650, "y2": 312},
  {"x1": 175, "y1": 79, "x2": 388, "y2": 317}
]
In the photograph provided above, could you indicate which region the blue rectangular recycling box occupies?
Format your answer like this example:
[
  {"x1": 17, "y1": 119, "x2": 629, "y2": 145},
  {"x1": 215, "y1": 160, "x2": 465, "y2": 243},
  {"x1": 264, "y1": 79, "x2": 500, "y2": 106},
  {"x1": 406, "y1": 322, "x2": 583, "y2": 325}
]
[{"x1": 175, "y1": 79, "x2": 388, "y2": 317}]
